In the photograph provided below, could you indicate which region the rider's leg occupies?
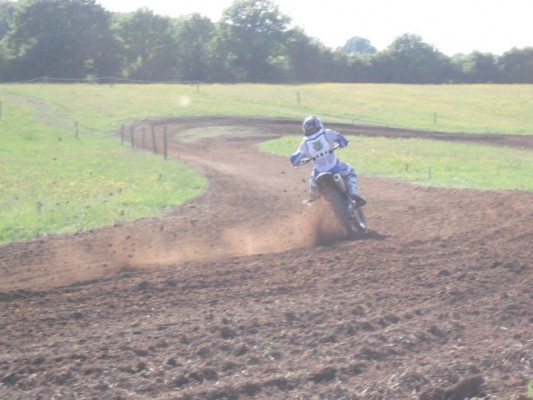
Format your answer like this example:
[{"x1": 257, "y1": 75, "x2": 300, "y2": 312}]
[
  {"x1": 345, "y1": 173, "x2": 366, "y2": 206},
  {"x1": 343, "y1": 171, "x2": 366, "y2": 206},
  {"x1": 308, "y1": 176, "x2": 320, "y2": 201}
]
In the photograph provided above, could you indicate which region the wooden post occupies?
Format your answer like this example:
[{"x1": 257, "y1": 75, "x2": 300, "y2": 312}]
[
  {"x1": 163, "y1": 127, "x2": 168, "y2": 159},
  {"x1": 151, "y1": 126, "x2": 157, "y2": 153},
  {"x1": 130, "y1": 126, "x2": 134, "y2": 148}
]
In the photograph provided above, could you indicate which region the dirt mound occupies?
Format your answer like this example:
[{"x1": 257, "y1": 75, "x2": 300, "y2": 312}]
[{"x1": 0, "y1": 118, "x2": 531, "y2": 399}]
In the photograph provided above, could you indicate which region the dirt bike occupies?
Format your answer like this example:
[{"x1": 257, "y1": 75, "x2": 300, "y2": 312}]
[{"x1": 297, "y1": 147, "x2": 367, "y2": 240}]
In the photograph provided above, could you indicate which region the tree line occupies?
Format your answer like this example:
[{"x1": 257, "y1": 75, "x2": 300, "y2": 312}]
[{"x1": 0, "y1": 0, "x2": 531, "y2": 84}]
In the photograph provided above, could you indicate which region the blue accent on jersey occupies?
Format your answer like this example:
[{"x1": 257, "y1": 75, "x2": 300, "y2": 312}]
[{"x1": 336, "y1": 135, "x2": 349, "y2": 148}]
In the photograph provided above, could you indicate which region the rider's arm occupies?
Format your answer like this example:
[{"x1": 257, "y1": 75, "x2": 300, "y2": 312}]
[
  {"x1": 290, "y1": 138, "x2": 312, "y2": 166},
  {"x1": 325, "y1": 129, "x2": 349, "y2": 148},
  {"x1": 289, "y1": 151, "x2": 305, "y2": 166},
  {"x1": 334, "y1": 132, "x2": 349, "y2": 148}
]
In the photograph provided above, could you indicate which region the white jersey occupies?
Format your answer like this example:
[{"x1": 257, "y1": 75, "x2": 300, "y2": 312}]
[{"x1": 296, "y1": 128, "x2": 342, "y2": 173}]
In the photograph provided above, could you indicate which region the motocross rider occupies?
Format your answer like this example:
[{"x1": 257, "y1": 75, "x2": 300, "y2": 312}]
[{"x1": 289, "y1": 116, "x2": 366, "y2": 206}]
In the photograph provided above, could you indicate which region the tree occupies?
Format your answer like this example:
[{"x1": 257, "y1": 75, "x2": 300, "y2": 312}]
[
  {"x1": 173, "y1": 14, "x2": 216, "y2": 82},
  {"x1": 340, "y1": 36, "x2": 376, "y2": 56},
  {"x1": 113, "y1": 9, "x2": 179, "y2": 81},
  {"x1": 0, "y1": 0, "x2": 15, "y2": 80},
  {"x1": 284, "y1": 28, "x2": 323, "y2": 82},
  {"x1": 499, "y1": 47, "x2": 533, "y2": 83},
  {"x1": 2, "y1": 1, "x2": 519, "y2": 84},
  {"x1": 458, "y1": 51, "x2": 502, "y2": 83},
  {"x1": 346, "y1": 56, "x2": 372, "y2": 82},
  {"x1": 2, "y1": 0, "x2": 118, "y2": 80},
  {"x1": 217, "y1": 0, "x2": 290, "y2": 82},
  {"x1": 283, "y1": 28, "x2": 352, "y2": 83},
  {"x1": 0, "y1": 0, "x2": 16, "y2": 39},
  {"x1": 373, "y1": 33, "x2": 453, "y2": 83}
]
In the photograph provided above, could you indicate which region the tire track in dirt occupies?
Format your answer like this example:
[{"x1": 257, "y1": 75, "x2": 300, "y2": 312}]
[
  {"x1": 0, "y1": 118, "x2": 531, "y2": 399},
  {"x1": 0, "y1": 121, "x2": 341, "y2": 290},
  {"x1": 1, "y1": 118, "x2": 531, "y2": 290}
]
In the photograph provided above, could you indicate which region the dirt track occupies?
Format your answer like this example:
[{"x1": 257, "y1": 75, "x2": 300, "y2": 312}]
[{"x1": 0, "y1": 118, "x2": 532, "y2": 399}]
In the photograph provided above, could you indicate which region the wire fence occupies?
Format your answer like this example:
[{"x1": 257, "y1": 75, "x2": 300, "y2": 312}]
[
  {"x1": 120, "y1": 122, "x2": 170, "y2": 160},
  {"x1": 1, "y1": 76, "x2": 202, "y2": 85},
  {"x1": 0, "y1": 86, "x2": 173, "y2": 160}
]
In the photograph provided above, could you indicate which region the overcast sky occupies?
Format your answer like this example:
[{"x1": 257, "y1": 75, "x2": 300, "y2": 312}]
[{"x1": 96, "y1": 0, "x2": 532, "y2": 56}]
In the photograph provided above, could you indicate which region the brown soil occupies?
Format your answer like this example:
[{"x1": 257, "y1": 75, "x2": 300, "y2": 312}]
[{"x1": 1, "y1": 118, "x2": 532, "y2": 399}]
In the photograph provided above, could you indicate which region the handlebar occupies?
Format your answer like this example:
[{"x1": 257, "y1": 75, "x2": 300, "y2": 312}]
[{"x1": 296, "y1": 144, "x2": 341, "y2": 166}]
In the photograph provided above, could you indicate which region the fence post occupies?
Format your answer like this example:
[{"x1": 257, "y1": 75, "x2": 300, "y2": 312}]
[
  {"x1": 130, "y1": 126, "x2": 134, "y2": 148},
  {"x1": 163, "y1": 127, "x2": 168, "y2": 159},
  {"x1": 151, "y1": 126, "x2": 157, "y2": 154}
]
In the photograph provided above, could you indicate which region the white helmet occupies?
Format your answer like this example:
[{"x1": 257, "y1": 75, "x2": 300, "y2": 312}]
[{"x1": 302, "y1": 116, "x2": 324, "y2": 136}]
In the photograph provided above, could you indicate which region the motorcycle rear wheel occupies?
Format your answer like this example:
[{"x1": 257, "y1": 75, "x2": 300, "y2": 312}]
[
  {"x1": 351, "y1": 206, "x2": 367, "y2": 234},
  {"x1": 327, "y1": 190, "x2": 366, "y2": 240}
]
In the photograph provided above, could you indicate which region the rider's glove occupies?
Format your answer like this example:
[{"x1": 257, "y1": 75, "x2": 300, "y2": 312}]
[
  {"x1": 290, "y1": 153, "x2": 304, "y2": 166},
  {"x1": 336, "y1": 135, "x2": 349, "y2": 148}
]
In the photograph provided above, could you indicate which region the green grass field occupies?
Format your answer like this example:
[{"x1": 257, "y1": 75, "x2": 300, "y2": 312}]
[
  {"x1": 261, "y1": 136, "x2": 533, "y2": 191},
  {"x1": 0, "y1": 97, "x2": 205, "y2": 243},
  {"x1": 2, "y1": 83, "x2": 532, "y2": 134},
  {"x1": 1, "y1": 83, "x2": 532, "y2": 244}
]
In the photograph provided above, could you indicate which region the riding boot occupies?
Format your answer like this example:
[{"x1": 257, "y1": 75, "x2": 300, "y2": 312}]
[
  {"x1": 345, "y1": 173, "x2": 366, "y2": 206},
  {"x1": 308, "y1": 186, "x2": 321, "y2": 201}
]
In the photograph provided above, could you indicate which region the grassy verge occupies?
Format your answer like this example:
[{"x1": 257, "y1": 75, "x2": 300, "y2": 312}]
[
  {"x1": 261, "y1": 136, "x2": 533, "y2": 192},
  {"x1": 0, "y1": 98, "x2": 205, "y2": 244}
]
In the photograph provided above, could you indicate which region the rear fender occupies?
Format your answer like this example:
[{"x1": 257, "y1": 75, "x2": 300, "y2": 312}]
[
  {"x1": 316, "y1": 172, "x2": 347, "y2": 194},
  {"x1": 315, "y1": 172, "x2": 335, "y2": 191}
]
